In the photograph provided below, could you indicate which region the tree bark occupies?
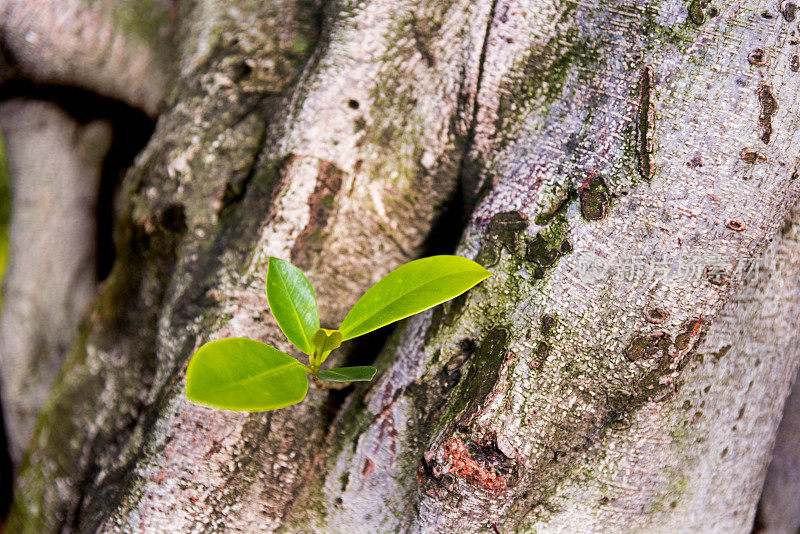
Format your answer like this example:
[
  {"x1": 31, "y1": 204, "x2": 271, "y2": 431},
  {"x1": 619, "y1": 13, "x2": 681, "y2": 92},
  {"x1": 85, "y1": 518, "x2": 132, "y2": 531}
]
[{"x1": 4, "y1": 0, "x2": 800, "y2": 532}]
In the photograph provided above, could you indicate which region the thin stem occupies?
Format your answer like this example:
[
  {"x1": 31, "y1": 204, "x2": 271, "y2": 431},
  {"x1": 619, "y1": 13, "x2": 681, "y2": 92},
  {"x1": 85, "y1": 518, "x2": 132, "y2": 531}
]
[{"x1": 310, "y1": 345, "x2": 322, "y2": 375}]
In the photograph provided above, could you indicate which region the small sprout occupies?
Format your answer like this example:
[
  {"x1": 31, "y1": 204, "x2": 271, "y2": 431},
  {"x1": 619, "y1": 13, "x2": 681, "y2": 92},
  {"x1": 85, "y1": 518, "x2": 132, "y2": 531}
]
[
  {"x1": 186, "y1": 255, "x2": 491, "y2": 411},
  {"x1": 266, "y1": 257, "x2": 319, "y2": 356},
  {"x1": 317, "y1": 366, "x2": 376, "y2": 382},
  {"x1": 186, "y1": 338, "x2": 309, "y2": 411}
]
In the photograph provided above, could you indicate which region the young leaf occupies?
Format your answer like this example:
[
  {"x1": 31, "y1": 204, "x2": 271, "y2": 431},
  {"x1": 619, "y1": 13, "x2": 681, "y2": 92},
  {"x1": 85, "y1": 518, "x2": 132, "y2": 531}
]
[
  {"x1": 338, "y1": 255, "x2": 491, "y2": 340},
  {"x1": 266, "y1": 257, "x2": 319, "y2": 355},
  {"x1": 312, "y1": 328, "x2": 343, "y2": 367},
  {"x1": 186, "y1": 338, "x2": 309, "y2": 411},
  {"x1": 317, "y1": 366, "x2": 377, "y2": 382}
]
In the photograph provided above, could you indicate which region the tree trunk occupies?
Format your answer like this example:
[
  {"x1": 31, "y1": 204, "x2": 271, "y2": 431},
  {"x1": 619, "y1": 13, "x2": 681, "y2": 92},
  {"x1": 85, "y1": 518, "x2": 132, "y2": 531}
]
[{"x1": 2, "y1": 0, "x2": 800, "y2": 532}]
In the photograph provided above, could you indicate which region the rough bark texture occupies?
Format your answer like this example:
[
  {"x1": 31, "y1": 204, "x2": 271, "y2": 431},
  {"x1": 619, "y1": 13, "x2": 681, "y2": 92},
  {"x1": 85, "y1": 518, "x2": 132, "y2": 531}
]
[
  {"x1": 8, "y1": 0, "x2": 487, "y2": 530},
  {"x1": 0, "y1": 100, "x2": 111, "y2": 464},
  {"x1": 4, "y1": 0, "x2": 800, "y2": 532},
  {"x1": 280, "y1": 0, "x2": 800, "y2": 529}
]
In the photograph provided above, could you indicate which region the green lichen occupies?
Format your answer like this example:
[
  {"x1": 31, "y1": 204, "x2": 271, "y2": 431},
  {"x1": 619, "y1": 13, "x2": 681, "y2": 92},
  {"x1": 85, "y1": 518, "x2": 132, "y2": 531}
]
[
  {"x1": 477, "y1": 211, "x2": 530, "y2": 267},
  {"x1": 94, "y1": 0, "x2": 173, "y2": 49},
  {"x1": 494, "y1": 15, "x2": 582, "y2": 134},
  {"x1": 447, "y1": 328, "x2": 510, "y2": 422},
  {"x1": 624, "y1": 332, "x2": 672, "y2": 362},
  {"x1": 687, "y1": 0, "x2": 712, "y2": 24},
  {"x1": 579, "y1": 175, "x2": 611, "y2": 221},
  {"x1": 525, "y1": 209, "x2": 572, "y2": 279},
  {"x1": 363, "y1": 2, "x2": 458, "y2": 190},
  {"x1": 534, "y1": 187, "x2": 577, "y2": 226},
  {"x1": 490, "y1": 211, "x2": 529, "y2": 252}
]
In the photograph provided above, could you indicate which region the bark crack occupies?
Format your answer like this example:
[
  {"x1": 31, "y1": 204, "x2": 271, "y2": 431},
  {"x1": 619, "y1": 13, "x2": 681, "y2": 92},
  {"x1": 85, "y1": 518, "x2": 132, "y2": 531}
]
[{"x1": 459, "y1": 0, "x2": 501, "y2": 209}]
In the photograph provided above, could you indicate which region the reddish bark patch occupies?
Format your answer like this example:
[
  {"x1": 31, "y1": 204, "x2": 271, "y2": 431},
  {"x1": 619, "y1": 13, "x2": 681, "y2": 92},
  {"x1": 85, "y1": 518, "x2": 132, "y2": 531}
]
[
  {"x1": 442, "y1": 437, "x2": 507, "y2": 492},
  {"x1": 673, "y1": 318, "x2": 706, "y2": 355},
  {"x1": 290, "y1": 160, "x2": 344, "y2": 268},
  {"x1": 362, "y1": 458, "x2": 375, "y2": 477}
]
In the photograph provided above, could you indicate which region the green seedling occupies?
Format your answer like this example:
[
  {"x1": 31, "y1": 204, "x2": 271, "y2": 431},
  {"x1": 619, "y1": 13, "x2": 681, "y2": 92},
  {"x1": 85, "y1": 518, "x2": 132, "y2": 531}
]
[{"x1": 185, "y1": 255, "x2": 491, "y2": 412}]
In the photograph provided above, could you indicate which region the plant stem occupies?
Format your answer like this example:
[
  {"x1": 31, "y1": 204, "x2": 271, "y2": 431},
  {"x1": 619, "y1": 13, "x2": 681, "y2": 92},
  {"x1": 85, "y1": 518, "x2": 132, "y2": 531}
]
[{"x1": 310, "y1": 346, "x2": 322, "y2": 376}]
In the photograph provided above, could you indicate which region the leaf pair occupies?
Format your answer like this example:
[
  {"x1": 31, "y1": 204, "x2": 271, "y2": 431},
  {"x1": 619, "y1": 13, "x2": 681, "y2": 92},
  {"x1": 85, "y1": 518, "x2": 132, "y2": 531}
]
[{"x1": 186, "y1": 255, "x2": 491, "y2": 412}]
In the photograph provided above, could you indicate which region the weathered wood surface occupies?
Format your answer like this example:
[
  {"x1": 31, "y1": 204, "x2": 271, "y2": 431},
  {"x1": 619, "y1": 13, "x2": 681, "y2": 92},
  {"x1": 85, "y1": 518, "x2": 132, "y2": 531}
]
[
  {"x1": 7, "y1": 0, "x2": 490, "y2": 530},
  {"x1": 3, "y1": 0, "x2": 800, "y2": 532},
  {"x1": 281, "y1": 0, "x2": 800, "y2": 530}
]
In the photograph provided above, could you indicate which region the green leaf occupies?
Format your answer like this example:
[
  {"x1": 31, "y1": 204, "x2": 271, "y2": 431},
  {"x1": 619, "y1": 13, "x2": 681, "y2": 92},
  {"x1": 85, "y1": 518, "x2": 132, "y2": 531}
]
[
  {"x1": 312, "y1": 328, "x2": 343, "y2": 366},
  {"x1": 317, "y1": 366, "x2": 377, "y2": 382},
  {"x1": 338, "y1": 255, "x2": 491, "y2": 341},
  {"x1": 266, "y1": 257, "x2": 319, "y2": 355},
  {"x1": 186, "y1": 338, "x2": 309, "y2": 411}
]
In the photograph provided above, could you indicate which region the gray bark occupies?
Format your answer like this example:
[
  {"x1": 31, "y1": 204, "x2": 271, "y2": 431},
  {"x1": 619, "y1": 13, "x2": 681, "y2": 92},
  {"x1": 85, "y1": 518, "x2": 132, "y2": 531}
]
[
  {"x1": 3, "y1": 0, "x2": 800, "y2": 532},
  {"x1": 281, "y1": 0, "x2": 800, "y2": 530},
  {"x1": 0, "y1": 99, "x2": 111, "y2": 464}
]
